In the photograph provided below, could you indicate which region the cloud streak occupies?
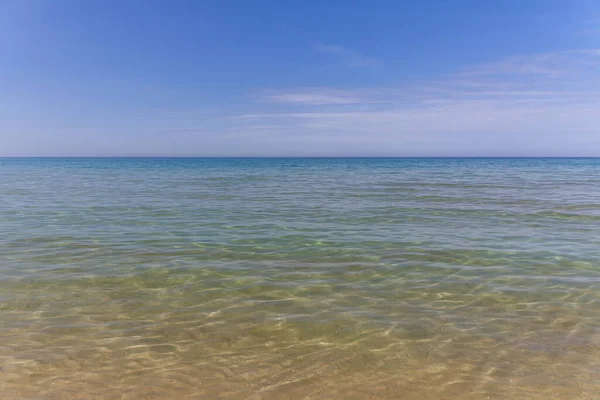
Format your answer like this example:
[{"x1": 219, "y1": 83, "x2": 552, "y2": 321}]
[
  {"x1": 464, "y1": 49, "x2": 600, "y2": 79},
  {"x1": 213, "y1": 49, "x2": 600, "y2": 155},
  {"x1": 258, "y1": 88, "x2": 392, "y2": 105},
  {"x1": 259, "y1": 89, "x2": 365, "y2": 105},
  {"x1": 141, "y1": 49, "x2": 600, "y2": 156},
  {"x1": 314, "y1": 43, "x2": 382, "y2": 68}
]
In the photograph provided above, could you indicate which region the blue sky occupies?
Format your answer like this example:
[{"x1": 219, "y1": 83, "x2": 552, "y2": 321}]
[{"x1": 1, "y1": 0, "x2": 599, "y2": 156}]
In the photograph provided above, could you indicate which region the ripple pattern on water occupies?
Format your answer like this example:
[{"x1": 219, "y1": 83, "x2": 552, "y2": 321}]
[{"x1": 1, "y1": 157, "x2": 600, "y2": 399}]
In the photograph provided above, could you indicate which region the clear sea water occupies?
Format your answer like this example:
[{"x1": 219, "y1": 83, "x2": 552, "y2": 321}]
[{"x1": 1, "y1": 157, "x2": 600, "y2": 399}]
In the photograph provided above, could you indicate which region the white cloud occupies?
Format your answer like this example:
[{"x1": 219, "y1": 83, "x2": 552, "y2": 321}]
[
  {"x1": 259, "y1": 89, "x2": 364, "y2": 105},
  {"x1": 132, "y1": 49, "x2": 600, "y2": 156},
  {"x1": 313, "y1": 43, "x2": 381, "y2": 68},
  {"x1": 464, "y1": 49, "x2": 600, "y2": 79},
  {"x1": 258, "y1": 88, "x2": 391, "y2": 105},
  {"x1": 212, "y1": 49, "x2": 600, "y2": 155},
  {"x1": 257, "y1": 49, "x2": 600, "y2": 111}
]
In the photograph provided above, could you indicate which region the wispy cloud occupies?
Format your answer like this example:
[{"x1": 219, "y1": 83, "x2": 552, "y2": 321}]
[
  {"x1": 313, "y1": 43, "x2": 382, "y2": 68},
  {"x1": 147, "y1": 49, "x2": 600, "y2": 156},
  {"x1": 213, "y1": 49, "x2": 600, "y2": 155},
  {"x1": 463, "y1": 49, "x2": 600, "y2": 79},
  {"x1": 255, "y1": 49, "x2": 600, "y2": 109},
  {"x1": 259, "y1": 89, "x2": 365, "y2": 105},
  {"x1": 258, "y1": 88, "x2": 391, "y2": 105}
]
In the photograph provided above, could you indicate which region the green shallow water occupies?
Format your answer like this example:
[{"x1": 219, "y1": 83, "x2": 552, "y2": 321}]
[{"x1": 1, "y1": 158, "x2": 600, "y2": 399}]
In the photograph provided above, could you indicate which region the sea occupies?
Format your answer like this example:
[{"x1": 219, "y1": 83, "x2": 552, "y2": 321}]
[{"x1": 1, "y1": 157, "x2": 600, "y2": 399}]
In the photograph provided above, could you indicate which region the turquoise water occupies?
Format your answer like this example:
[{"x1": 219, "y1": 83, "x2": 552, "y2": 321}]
[{"x1": 1, "y1": 157, "x2": 600, "y2": 399}]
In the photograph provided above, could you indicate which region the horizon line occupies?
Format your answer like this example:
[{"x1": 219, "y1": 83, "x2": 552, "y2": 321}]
[{"x1": 2, "y1": 156, "x2": 600, "y2": 159}]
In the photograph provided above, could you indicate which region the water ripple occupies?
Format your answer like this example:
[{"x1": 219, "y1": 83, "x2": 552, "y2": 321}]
[{"x1": 1, "y1": 158, "x2": 600, "y2": 399}]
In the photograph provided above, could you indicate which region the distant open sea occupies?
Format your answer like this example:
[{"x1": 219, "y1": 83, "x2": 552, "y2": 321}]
[{"x1": 2, "y1": 157, "x2": 600, "y2": 399}]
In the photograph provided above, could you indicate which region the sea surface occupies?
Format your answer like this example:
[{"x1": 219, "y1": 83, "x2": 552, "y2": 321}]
[{"x1": 1, "y1": 157, "x2": 600, "y2": 399}]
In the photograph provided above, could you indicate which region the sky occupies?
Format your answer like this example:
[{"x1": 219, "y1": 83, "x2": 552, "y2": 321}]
[{"x1": 1, "y1": 0, "x2": 600, "y2": 157}]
